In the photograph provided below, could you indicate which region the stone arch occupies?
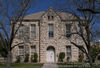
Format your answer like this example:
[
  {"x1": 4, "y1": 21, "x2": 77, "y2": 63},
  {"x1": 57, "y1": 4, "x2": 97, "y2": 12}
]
[
  {"x1": 47, "y1": 46, "x2": 55, "y2": 51},
  {"x1": 46, "y1": 46, "x2": 56, "y2": 63}
]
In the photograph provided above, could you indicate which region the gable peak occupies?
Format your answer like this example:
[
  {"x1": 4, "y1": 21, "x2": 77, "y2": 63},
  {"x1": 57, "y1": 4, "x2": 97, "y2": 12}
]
[{"x1": 47, "y1": 7, "x2": 54, "y2": 12}]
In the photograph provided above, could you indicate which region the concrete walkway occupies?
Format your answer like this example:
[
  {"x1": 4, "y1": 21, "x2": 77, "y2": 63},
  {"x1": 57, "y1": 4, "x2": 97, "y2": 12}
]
[{"x1": 42, "y1": 63, "x2": 58, "y2": 68}]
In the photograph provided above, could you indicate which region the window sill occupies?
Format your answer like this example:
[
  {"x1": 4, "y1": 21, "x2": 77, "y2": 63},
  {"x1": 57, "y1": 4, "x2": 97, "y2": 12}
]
[{"x1": 48, "y1": 37, "x2": 54, "y2": 39}]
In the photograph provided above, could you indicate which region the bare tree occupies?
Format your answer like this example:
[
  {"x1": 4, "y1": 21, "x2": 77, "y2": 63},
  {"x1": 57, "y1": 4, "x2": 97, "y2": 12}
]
[
  {"x1": 53, "y1": 0, "x2": 100, "y2": 68},
  {"x1": 77, "y1": 0, "x2": 100, "y2": 14},
  {"x1": 0, "y1": 0, "x2": 33, "y2": 67},
  {"x1": 65, "y1": 0, "x2": 99, "y2": 68}
]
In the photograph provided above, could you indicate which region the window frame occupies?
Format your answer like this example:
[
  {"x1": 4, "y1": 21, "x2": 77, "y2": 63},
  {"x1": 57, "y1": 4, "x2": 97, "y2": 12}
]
[
  {"x1": 18, "y1": 46, "x2": 24, "y2": 56},
  {"x1": 78, "y1": 46, "x2": 83, "y2": 54},
  {"x1": 18, "y1": 24, "x2": 24, "y2": 38},
  {"x1": 30, "y1": 46, "x2": 36, "y2": 56},
  {"x1": 66, "y1": 46, "x2": 72, "y2": 59},
  {"x1": 48, "y1": 24, "x2": 54, "y2": 38},
  {"x1": 30, "y1": 24, "x2": 36, "y2": 39},
  {"x1": 65, "y1": 24, "x2": 71, "y2": 37}
]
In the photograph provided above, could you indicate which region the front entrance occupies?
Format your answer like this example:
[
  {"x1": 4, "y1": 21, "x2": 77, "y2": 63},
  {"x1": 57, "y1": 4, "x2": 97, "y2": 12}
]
[{"x1": 46, "y1": 46, "x2": 55, "y2": 63}]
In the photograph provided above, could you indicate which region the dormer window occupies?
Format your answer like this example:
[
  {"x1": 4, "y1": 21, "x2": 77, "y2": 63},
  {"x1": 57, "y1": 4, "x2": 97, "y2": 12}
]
[
  {"x1": 48, "y1": 16, "x2": 50, "y2": 20},
  {"x1": 48, "y1": 15, "x2": 54, "y2": 20},
  {"x1": 51, "y1": 16, "x2": 54, "y2": 19}
]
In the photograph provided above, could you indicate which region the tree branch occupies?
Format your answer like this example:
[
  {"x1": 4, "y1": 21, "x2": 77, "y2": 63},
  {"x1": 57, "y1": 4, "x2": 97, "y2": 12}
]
[
  {"x1": 70, "y1": 41, "x2": 88, "y2": 55},
  {"x1": 11, "y1": 42, "x2": 23, "y2": 50},
  {"x1": 77, "y1": 8, "x2": 100, "y2": 14}
]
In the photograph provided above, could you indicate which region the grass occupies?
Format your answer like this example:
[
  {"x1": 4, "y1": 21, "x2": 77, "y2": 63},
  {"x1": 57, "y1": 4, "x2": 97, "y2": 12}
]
[
  {"x1": 0, "y1": 63, "x2": 43, "y2": 68},
  {"x1": 58, "y1": 63, "x2": 100, "y2": 68}
]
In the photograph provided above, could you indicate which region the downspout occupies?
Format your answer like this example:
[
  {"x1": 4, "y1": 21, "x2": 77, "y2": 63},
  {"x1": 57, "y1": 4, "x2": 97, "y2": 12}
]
[{"x1": 38, "y1": 20, "x2": 41, "y2": 62}]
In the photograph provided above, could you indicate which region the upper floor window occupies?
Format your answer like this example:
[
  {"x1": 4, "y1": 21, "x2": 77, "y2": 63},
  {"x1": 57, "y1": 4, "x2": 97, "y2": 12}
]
[
  {"x1": 48, "y1": 24, "x2": 54, "y2": 38},
  {"x1": 30, "y1": 46, "x2": 36, "y2": 56},
  {"x1": 78, "y1": 24, "x2": 84, "y2": 34},
  {"x1": 66, "y1": 24, "x2": 71, "y2": 37},
  {"x1": 30, "y1": 24, "x2": 36, "y2": 39},
  {"x1": 19, "y1": 24, "x2": 24, "y2": 38},
  {"x1": 18, "y1": 46, "x2": 24, "y2": 56},
  {"x1": 79, "y1": 46, "x2": 83, "y2": 54}
]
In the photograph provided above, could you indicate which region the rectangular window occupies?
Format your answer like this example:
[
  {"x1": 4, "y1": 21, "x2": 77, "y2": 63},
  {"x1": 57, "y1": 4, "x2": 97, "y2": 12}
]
[
  {"x1": 66, "y1": 24, "x2": 71, "y2": 37},
  {"x1": 79, "y1": 46, "x2": 83, "y2": 54},
  {"x1": 30, "y1": 24, "x2": 36, "y2": 38},
  {"x1": 30, "y1": 46, "x2": 36, "y2": 56},
  {"x1": 48, "y1": 24, "x2": 54, "y2": 38},
  {"x1": 66, "y1": 46, "x2": 71, "y2": 59},
  {"x1": 19, "y1": 24, "x2": 24, "y2": 38},
  {"x1": 18, "y1": 46, "x2": 24, "y2": 56}
]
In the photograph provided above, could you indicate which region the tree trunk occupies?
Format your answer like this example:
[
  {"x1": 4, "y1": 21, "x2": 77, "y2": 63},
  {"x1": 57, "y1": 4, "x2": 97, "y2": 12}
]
[
  {"x1": 88, "y1": 54, "x2": 94, "y2": 68},
  {"x1": 90, "y1": 60, "x2": 93, "y2": 68},
  {"x1": 6, "y1": 51, "x2": 12, "y2": 68}
]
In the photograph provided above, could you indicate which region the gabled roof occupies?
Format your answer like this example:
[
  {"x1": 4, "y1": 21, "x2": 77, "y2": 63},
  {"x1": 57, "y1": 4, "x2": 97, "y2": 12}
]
[
  {"x1": 24, "y1": 12, "x2": 44, "y2": 20},
  {"x1": 24, "y1": 8, "x2": 73, "y2": 21}
]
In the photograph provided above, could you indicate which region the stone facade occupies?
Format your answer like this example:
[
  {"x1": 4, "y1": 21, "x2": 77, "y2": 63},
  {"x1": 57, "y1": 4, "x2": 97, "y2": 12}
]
[{"x1": 12, "y1": 8, "x2": 85, "y2": 63}]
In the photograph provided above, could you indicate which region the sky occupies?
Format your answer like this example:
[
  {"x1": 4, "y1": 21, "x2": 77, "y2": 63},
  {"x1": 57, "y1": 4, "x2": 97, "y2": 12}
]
[
  {"x1": 25, "y1": 0, "x2": 70, "y2": 15},
  {"x1": 26, "y1": 0, "x2": 55, "y2": 15}
]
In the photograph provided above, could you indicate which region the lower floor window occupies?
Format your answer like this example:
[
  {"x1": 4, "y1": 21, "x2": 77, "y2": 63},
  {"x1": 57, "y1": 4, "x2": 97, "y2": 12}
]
[
  {"x1": 30, "y1": 46, "x2": 36, "y2": 56},
  {"x1": 18, "y1": 46, "x2": 24, "y2": 56},
  {"x1": 66, "y1": 46, "x2": 71, "y2": 60}
]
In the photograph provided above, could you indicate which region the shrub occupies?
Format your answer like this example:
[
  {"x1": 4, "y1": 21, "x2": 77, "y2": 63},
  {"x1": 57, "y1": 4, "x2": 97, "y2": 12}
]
[
  {"x1": 24, "y1": 53, "x2": 29, "y2": 62},
  {"x1": 58, "y1": 52, "x2": 65, "y2": 62},
  {"x1": 33, "y1": 53, "x2": 38, "y2": 62},
  {"x1": 31, "y1": 55, "x2": 34, "y2": 62},
  {"x1": 16, "y1": 56, "x2": 21, "y2": 63},
  {"x1": 79, "y1": 53, "x2": 84, "y2": 62}
]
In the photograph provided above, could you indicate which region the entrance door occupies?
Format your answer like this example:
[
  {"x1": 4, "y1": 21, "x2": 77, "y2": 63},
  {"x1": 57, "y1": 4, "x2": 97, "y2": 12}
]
[{"x1": 46, "y1": 49, "x2": 54, "y2": 62}]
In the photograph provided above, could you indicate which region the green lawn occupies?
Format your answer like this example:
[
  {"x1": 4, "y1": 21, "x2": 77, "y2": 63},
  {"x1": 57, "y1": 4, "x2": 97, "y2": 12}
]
[
  {"x1": 58, "y1": 63, "x2": 100, "y2": 68},
  {"x1": 0, "y1": 63, "x2": 43, "y2": 68}
]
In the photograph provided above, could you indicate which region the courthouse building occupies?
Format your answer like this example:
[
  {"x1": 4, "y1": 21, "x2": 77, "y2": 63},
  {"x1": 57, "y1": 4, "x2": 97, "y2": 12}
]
[{"x1": 12, "y1": 8, "x2": 85, "y2": 63}]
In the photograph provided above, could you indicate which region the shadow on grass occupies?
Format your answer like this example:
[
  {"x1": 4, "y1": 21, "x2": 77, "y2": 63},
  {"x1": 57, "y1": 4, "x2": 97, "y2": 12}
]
[
  {"x1": 57, "y1": 63, "x2": 100, "y2": 68},
  {"x1": 0, "y1": 63, "x2": 43, "y2": 68}
]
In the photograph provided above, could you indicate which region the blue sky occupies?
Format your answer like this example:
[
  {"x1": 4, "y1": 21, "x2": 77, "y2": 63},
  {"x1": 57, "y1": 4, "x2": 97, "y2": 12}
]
[
  {"x1": 26, "y1": 0, "x2": 70, "y2": 15},
  {"x1": 26, "y1": 0, "x2": 55, "y2": 14}
]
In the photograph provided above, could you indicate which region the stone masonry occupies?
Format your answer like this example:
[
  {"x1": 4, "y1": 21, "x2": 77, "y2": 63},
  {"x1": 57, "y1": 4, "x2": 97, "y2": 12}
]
[{"x1": 12, "y1": 8, "x2": 85, "y2": 63}]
